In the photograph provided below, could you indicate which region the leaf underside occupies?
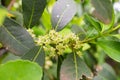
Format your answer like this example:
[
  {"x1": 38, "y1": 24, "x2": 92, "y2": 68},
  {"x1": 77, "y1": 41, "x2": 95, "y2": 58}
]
[
  {"x1": 51, "y1": 0, "x2": 77, "y2": 31},
  {"x1": 60, "y1": 53, "x2": 93, "y2": 80},
  {"x1": 91, "y1": 0, "x2": 113, "y2": 24}
]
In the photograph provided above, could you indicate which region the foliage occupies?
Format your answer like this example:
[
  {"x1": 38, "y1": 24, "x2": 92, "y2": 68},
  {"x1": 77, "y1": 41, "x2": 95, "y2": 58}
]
[
  {"x1": 0, "y1": 0, "x2": 120, "y2": 80},
  {"x1": 0, "y1": 60, "x2": 43, "y2": 80}
]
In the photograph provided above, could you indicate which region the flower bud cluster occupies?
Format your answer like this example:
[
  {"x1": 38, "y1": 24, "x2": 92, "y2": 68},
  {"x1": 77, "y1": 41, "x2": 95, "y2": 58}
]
[
  {"x1": 45, "y1": 57, "x2": 53, "y2": 69},
  {"x1": 36, "y1": 30, "x2": 82, "y2": 56},
  {"x1": 27, "y1": 29, "x2": 36, "y2": 40}
]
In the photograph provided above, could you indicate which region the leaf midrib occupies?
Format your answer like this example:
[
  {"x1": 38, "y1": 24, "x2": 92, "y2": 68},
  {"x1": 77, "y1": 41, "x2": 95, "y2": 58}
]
[
  {"x1": 55, "y1": 3, "x2": 71, "y2": 30},
  {"x1": 2, "y1": 25, "x2": 29, "y2": 49},
  {"x1": 32, "y1": 47, "x2": 42, "y2": 62},
  {"x1": 28, "y1": 0, "x2": 36, "y2": 28},
  {"x1": 74, "y1": 53, "x2": 78, "y2": 80}
]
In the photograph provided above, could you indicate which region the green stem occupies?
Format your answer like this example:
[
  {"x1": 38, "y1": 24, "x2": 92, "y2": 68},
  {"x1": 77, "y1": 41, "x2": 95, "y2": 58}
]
[
  {"x1": 109, "y1": 25, "x2": 120, "y2": 33},
  {"x1": 73, "y1": 53, "x2": 78, "y2": 80},
  {"x1": 81, "y1": 25, "x2": 120, "y2": 43}
]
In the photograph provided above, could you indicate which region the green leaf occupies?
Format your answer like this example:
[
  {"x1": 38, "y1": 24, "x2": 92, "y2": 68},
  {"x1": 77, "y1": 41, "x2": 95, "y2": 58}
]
[
  {"x1": 22, "y1": 0, "x2": 46, "y2": 28},
  {"x1": 60, "y1": 53, "x2": 93, "y2": 80},
  {"x1": 97, "y1": 39, "x2": 120, "y2": 62},
  {"x1": 22, "y1": 46, "x2": 45, "y2": 67},
  {"x1": 0, "y1": 6, "x2": 7, "y2": 26},
  {"x1": 40, "y1": 9, "x2": 51, "y2": 32},
  {"x1": 71, "y1": 25, "x2": 86, "y2": 40},
  {"x1": 0, "y1": 18, "x2": 35, "y2": 55},
  {"x1": 84, "y1": 26, "x2": 98, "y2": 38},
  {"x1": 84, "y1": 14, "x2": 102, "y2": 32},
  {"x1": 93, "y1": 63, "x2": 116, "y2": 80},
  {"x1": 91, "y1": 0, "x2": 114, "y2": 25},
  {"x1": 83, "y1": 51, "x2": 97, "y2": 69},
  {"x1": 0, "y1": 60, "x2": 43, "y2": 80},
  {"x1": 9, "y1": 11, "x2": 23, "y2": 25},
  {"x1": 51, "y1": 0, "x2": 77, "y2": 31},
  {"x1": 57, "y1": 55, "x2": 64, "y2": 80}
]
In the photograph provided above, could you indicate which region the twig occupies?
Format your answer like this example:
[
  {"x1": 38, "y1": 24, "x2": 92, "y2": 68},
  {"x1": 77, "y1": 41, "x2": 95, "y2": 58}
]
[
  {"x1": 81, "y1": 25, "x2": 120, "y2": 43},
  {"x1": 7, "y1": 0, "x2": 16, "y2": 10}
]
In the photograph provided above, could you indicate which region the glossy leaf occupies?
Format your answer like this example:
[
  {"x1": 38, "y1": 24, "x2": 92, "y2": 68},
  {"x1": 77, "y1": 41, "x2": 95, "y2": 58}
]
[
  {"x1": 93, "y1": 63, "x2": 116, "y2": 80},
  {"x1": 0, "y1": 18, "x2": 35, "y2": 55},
  {"x1": 22, "y1": 0, "x2": 46, "y2": 28},
  {"x1": 22, "y1": 46, "x2": 45, "y2": 67},
  {"x1": 51, "y1": 0, "x2": 77, "y2": 31},
  {"x1": 0, "y1": 60, "x2": 43, "y2": 80},
  {"x1": 60, "y1": 53, "x2": 93, "y2": 80},
  {"x1": 91, "y1": 0, "x2": 114, "y2": 24},
  {"x1": 97, "y1": 39, "x2": 120, "y2": 62}
]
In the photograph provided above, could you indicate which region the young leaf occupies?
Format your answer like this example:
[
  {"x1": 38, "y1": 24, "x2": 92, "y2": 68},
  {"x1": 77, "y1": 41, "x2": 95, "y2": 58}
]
[
  {"x1": 51, "y1": 0, "x2": 77, "y2": 31},
  {"x1": 0, "y1": 60, "x2": 43, "y2": 80},
  {"x1": 22, "y1": 0, "x2": 46, "y2": 28},
  {"x1": 97, "y1": 39, "x2": 120, "y2": 62},
  {"x1": 93, "y1": 63, "x2": 116, "y2": 80},
  {"x1": 91, "y1": 0, "x2": 114, "y2": 25},
  {"x1": 84, "y1": 14, "x2": 102, "y2": 32},
  {"x1": 22, "y1": 46, "x2": 45, "y2": 67},
  {"x1": 0, "y1": 18, "x2": 35, "y2": 56},
  {"x1": 60, "y1": 53, "x2": 93, "y2": 80}
]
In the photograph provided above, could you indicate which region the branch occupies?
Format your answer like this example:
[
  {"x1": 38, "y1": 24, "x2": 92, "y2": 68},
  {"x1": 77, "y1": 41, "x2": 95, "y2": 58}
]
[{"x1": 7, "y1": 0, "x2": 16, "y2": 10}]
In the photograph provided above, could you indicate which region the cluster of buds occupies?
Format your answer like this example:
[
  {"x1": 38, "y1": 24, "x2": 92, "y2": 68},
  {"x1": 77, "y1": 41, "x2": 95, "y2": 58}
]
[
  {"x1": 36, "y1": 30, "x2": 82, "y2": 56},
  {"x1": 27, "y1": 29, "x2": 82, "y2": 56},
  {"x1": 27, "y1": 29, "x2": 36, "y2": 40},
  {"x1": 44, "y1": 57, "x2": 53, "y2": 69}
]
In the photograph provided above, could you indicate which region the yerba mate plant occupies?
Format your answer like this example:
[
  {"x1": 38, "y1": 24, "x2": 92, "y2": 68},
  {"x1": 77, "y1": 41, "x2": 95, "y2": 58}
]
[{"x1": 0, "y1": 0, "x2": 120, "y2": 80}]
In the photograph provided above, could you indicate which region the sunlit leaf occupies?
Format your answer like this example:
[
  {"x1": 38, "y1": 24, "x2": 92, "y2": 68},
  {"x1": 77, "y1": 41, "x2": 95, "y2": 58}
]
[
  {"x1": 0, "y1": 60, "x2": 43, "y2": 80},
  {"x1": 41, "y1": 9, "x2": 51, "y2": 31},
  {"x1": 51, "y1": 0, "x2": 77, "y2": 31},
  {"x1": 0, "y1": 6, "x2": 7, "y2": 26}
]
